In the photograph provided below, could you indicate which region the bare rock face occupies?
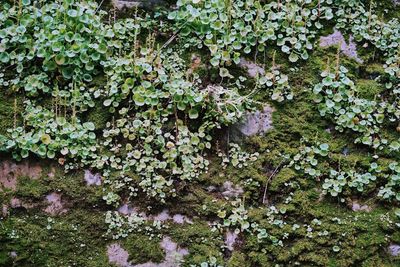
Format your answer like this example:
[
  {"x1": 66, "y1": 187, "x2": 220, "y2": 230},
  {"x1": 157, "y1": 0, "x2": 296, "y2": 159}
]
[
  {"x1": 388, "y1": 244, "x2": 400, "y2": 256},
  {"x1": 320, "y1": 30, "x2": 363, "y2": 63},
  {"x1": 239, "y1": 58, "x2": 265, "y2": 78},
  {"x1": 107, "y1": 243, "x2": 130, "y2": 267},
  {"x1": 225, "y1": 231, "x2": 238, "y2": 251},
  {"x1": 84, "y1": 170, "x2": 102, "y2": 186},
  {"x1": 350, "y1": 200, "x2": 372, "y2": 212},
  {"x1": 117, "y1": 205, "x2": 193, "y2": 225},
  {"x1": 0, "y1": 160, "x2": 42, "y2": 191},
  {"x1": 221, "y1": 182, "x2": 244, "y2": 199},
  {"x1": 236, "y1": 105, "x2": 274, "y2": 136},
  {"x1": 44, "y1": 193, "x2": 68, "y2": 215}
]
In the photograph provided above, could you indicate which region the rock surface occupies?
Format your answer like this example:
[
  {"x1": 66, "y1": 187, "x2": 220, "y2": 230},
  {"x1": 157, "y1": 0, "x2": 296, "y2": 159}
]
[
  {"x1": 389, "y1": 244, "x2": 400, "y2": 256},
  {"x1": 107, "y1": 243, "x2": 131, "y2": 267},
  {"x1": 0, "y1": 160, "x2": 41, "y2": 191},
  {"x1": 320, "y1": 30, "x2": 363, "y2": 63},
  {"x1": 221, "y1": 181, "x2": 244, "y2": 199},
  {"x1": 84, "y1": 170, "x2": 102, "y2": 186},
  {"x1": 239, "y1": 58, "x2": 265, "y2": 78},
  {"x1": 107, "y1": 237, "x2": 188, "y2": 267},
  {"x1": 44, "y1": 193, "x2": 68, "y2": 215},
  {"x1": 236, "y1": 105, "x2": 274, "y2": 136},
  {"x1": 225, "y1": 231, "x2": 238, "y2": 251},
  {"x1": 351, "y1": 200, "x2": 371, "y2": 212}
]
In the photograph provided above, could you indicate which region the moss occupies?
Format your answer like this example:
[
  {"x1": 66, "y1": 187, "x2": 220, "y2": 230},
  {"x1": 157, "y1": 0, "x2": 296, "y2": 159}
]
[
  {"x1": 16, "y1": 175, "x2": 49, "y2": 199},
  {"x1": 364, "y1": 63, "x2": 386, "y2": 76},
  {"x1": 166, "y1": 221, "x2": 224, "y2": 266},
  {"x1": 121, "y1": 234, "x2": 164, "y2": 264},
  {"x1": 168, "y1": 220, "x2": 223, "y2": 248},
  {"x1": 85, "y1": 101, "x2": 112, "y2": 130},
  {"x1": 0, "y1": 209, "x2": 109, "y2": 267},
  {"x1": 356, "y1": 79, "x2": 385, "y2": 99},
  {"x1": 269, "y1": 168, "x2": 297, "y2": 192},
  {"x1": 13, "y1": 162, "x2": 104, "y2": 208},
  {"x1": 227, "y1": 252, "x2": 250, "y2": 267}
]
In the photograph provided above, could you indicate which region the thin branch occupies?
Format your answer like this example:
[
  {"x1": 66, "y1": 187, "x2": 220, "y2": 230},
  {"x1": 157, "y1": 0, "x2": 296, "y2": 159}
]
[{"x1": 262, "y1": 159, "x2": 286, "y2": 204}]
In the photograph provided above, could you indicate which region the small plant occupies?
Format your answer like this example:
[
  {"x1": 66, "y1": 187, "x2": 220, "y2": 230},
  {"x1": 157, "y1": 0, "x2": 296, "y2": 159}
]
[
  {"x1": 287, "y1": 142, "x2": 330, "y2": 178},
  {"x1": 169, "y1": 0, "x2": 335, "y2": 67},
  {"x1": 0, "y1": 101, "x2": 97, "y2": 163},
  {"x1": 219, "y1": 143, "x2": 259, "y2": 169}
]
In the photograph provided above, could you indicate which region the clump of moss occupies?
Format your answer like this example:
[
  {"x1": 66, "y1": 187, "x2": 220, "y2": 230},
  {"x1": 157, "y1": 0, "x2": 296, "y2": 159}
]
[
  {"x1": 356, "y1": 79, "x2": 385, "y2": 99},
  {"x1": 121, "y1": 234, "x2": 165, "y2": 264}
]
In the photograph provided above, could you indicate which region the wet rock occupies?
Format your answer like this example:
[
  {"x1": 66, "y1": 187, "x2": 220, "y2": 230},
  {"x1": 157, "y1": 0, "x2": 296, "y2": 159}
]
[
  {"x1": 206, "y1": 185, "x2": 217, "y2": 192},
  {"x1": 107, "y1": 243, "x2": 130, "y2": 267},
  {"x1": 221, "y1": 181, "x2": 244, "y2": 199},
  {"x1": 10, "y1": 198, "x2": 22, "y2": 208},
  {"x1": 118, "y1": 204, "x2": 135, "y2": 215},
  {"x1": 235, "y1": 105, "x2": 274, "y2": 136},
  {"x1": 44, "y1": 193, "x2": 68, "y2": 215},
  {"x1": 117, "y1": 203, "x2": 149, "y2": 219},
  {"x1": 153, "y1": 209, "x2": 192, "y2": 224},
  {"x1": 84, "y1": 170, "x2": 102, "y2": 186},
  {"x1": 342, "y1": 147, "x2": 349, "y2": 156},
  {"x1": 225, "y1": 231, "x2": 238, "y2": 251},
  {"x1": 389, "y1": 244, "x2": 400, "y2": 256},
  {"x1": 0, "y1": 160, "x2": 41, "y2": 191},
  {"x1": 320, "y1": 30, "x2": 363, "y2": 63},
  {"x1": 239, "y1": 58, "x2": 265, "y2": 78}
]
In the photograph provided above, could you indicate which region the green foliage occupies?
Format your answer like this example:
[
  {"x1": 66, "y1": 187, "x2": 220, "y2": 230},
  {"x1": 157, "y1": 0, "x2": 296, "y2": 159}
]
[
  {"x1": 0, "y1": 1, "x2": 106, "y2": 90},
  {"x1": 1, "y1": 102, "x2": 97, "y2": 162},
  {"x1": 313, "y1": 65, "x2": 400, "y2": 152},
  {"x1": 219, "y1": 143, "x2": 259, "y2": 169},
  {"x1": 169, "y1": 0, "x2": 335, "y2": 66},
  {"x1": 335, "y1": 1, "x2": 400, "y2": 77},
  {"x1": 1, "y1": 0, "x2": 400, "y2": 266}
]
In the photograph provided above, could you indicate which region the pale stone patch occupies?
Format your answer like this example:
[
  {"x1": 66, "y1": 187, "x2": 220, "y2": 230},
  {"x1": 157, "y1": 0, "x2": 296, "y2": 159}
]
[
  {"x1": 112, "y1": 0, "x2": 140, "y2": 10},
  {"x1": 221, "y1": 181, "x2": 244, "y2": 199},
  {"x1": 0, "y1": 160, "x2": 42, "y2": 191},
  {"x1": 388, "y1": 244, "x2": 400, "y2": 256},
  {"x1": 44, "y1": 192, "x2": 68, "y2": 215},
  {"x1": 239, "y1": 58, "x2": 265, "y2": 78},
  {"x1": 320, "y1": 30, "x2": 363, "y2": 63},
  {"x1": 107, "y1": 243, "x2": 131, "y2": 267},
  {"x1": 84, "y1": 170, "x2": 102, "y2": 186},
  {"x1": 107, "y1": 237, "x2": 189, "y2": 267},
  {"x1": 112, "y1": 0, "x2": 166, "y2": 10},
  {"x1": 117, "y1": 205, "x2": 192, "y2": 224},
  {"x1": 236, "y1": 105, "x2": 274, "y2": 136},
  {"x1": 350, "y1": 200, "x2": 372, "y2": 212},
  {"x1": 225, "y1": 231, "x2": 238, "y2": 251}
]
